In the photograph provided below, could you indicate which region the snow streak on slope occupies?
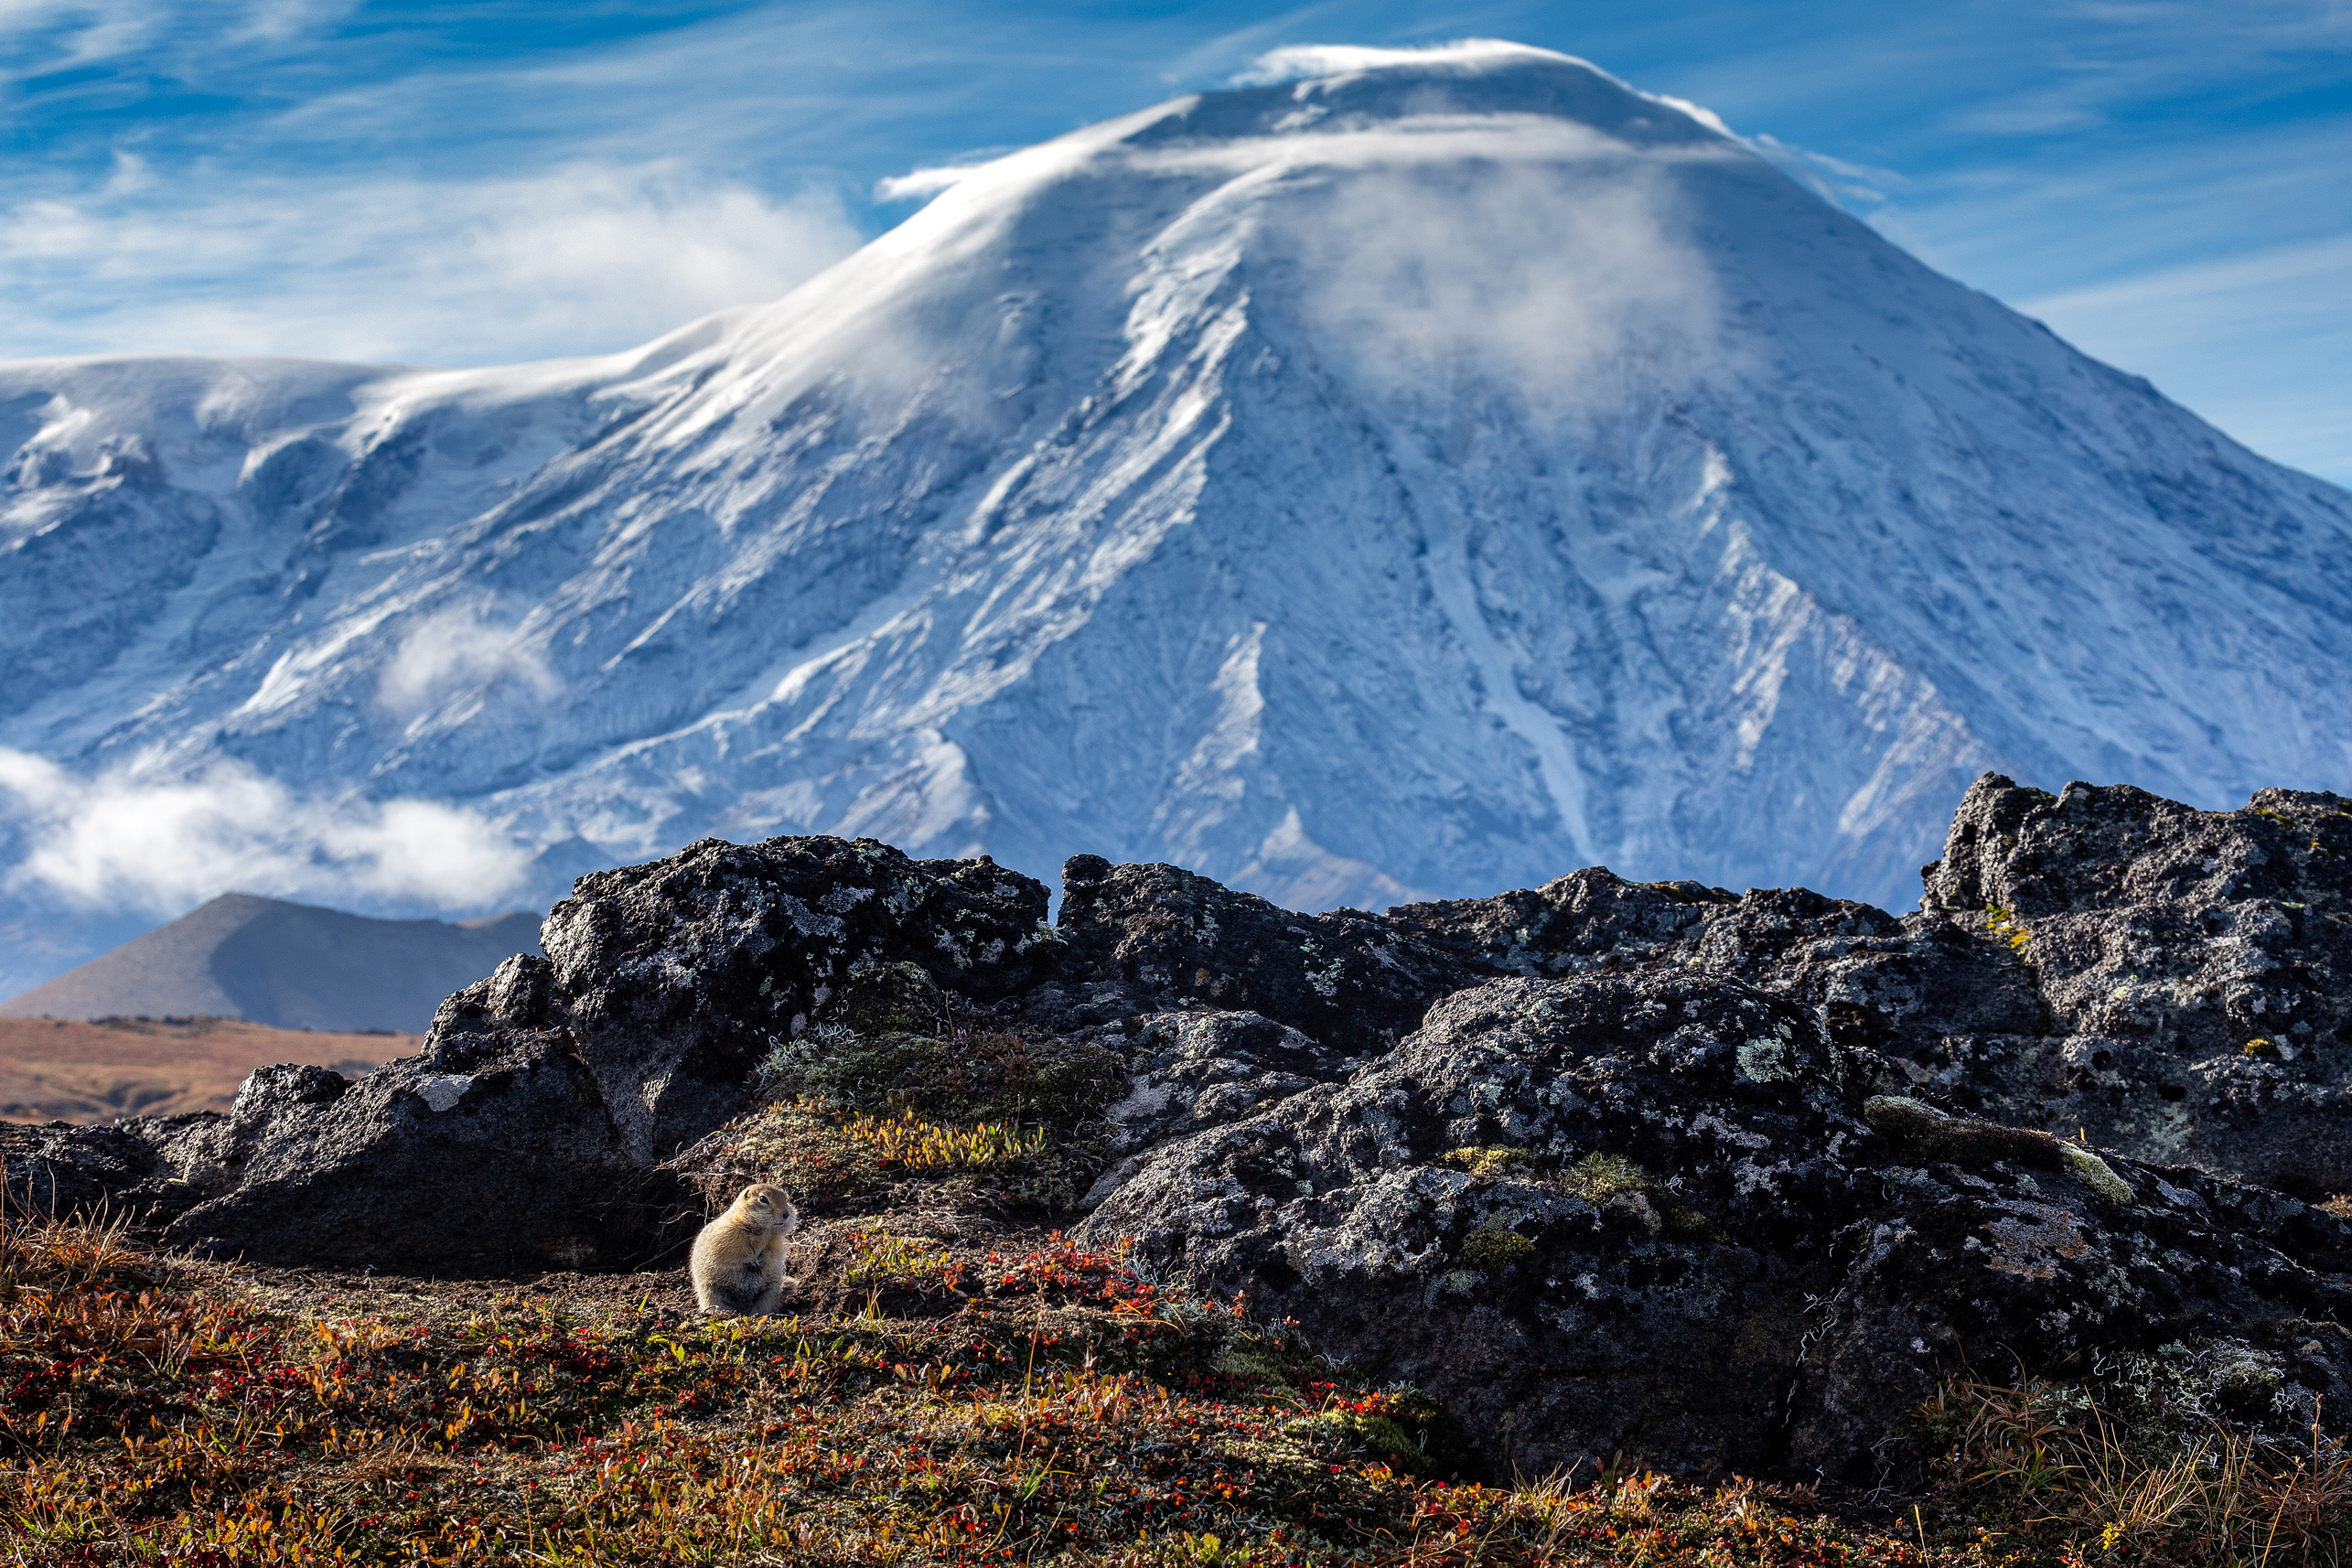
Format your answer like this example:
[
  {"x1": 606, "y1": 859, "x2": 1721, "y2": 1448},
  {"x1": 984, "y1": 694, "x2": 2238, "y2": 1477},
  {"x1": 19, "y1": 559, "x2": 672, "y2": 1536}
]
[{"x1": 3, "y1": 39, "x2": 2349, "y2": 991}]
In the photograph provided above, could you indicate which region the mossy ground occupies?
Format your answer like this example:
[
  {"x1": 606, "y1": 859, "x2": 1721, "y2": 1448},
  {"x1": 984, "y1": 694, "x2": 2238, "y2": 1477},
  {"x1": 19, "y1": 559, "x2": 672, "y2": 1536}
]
[
  {"x1": 0, "y1": 1204, "x2": 1939, "y2": 1566},
  {"x1": 706, "y1": 990, "x2": 1130, "y2": 1216},
  {"x1": 8, "y1": 988, "x2": 2345, "y2": 1564}
]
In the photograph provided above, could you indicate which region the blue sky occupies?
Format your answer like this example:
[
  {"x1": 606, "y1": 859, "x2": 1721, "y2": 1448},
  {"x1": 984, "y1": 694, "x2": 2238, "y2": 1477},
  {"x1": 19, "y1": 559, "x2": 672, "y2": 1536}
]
[{"x1": 0, "y1": 1, "x2": 2345, "y2": 481}]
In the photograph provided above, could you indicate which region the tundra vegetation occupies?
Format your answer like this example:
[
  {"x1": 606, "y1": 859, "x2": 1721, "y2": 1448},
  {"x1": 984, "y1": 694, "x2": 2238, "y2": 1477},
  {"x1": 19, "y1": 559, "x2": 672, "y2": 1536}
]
[
  {"x1": 4, "y1": 1058, "x2": 2348, "y2": 1564},
  {"x1": 7, "y1": 776, "x2": 2352, "y2": 1563}
]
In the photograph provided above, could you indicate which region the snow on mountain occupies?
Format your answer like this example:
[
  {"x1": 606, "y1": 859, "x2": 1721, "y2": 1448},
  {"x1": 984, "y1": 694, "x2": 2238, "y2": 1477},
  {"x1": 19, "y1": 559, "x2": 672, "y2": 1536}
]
[{"x1": 4, "y1": 40, "x2": 2349, "y2": 993}]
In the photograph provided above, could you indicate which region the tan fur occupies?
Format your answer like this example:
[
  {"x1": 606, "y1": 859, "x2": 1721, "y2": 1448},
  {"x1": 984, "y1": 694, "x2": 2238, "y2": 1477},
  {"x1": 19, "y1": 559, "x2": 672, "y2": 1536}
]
[{"x1": 689, "y1": 1183, "x2": 800, "y2": 1316}]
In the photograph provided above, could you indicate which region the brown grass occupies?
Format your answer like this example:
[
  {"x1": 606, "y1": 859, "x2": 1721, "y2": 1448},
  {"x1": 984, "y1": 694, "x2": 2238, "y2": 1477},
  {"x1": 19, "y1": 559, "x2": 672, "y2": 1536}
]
[
  {"x1": 0, "y1": 1015, "x2": 413, "y2": 1122},
  {"x1": 1914, "y1": 1375, "x2": 2352, "y2": 1566},
  {"x1": 0, "y1": 1197, "x2": 1958, "y2": 1566}
]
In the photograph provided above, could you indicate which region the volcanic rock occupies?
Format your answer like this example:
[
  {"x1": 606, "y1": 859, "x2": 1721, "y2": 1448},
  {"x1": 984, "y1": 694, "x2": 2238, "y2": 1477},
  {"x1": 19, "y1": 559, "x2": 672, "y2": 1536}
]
[
  {"x1": 9, "y1": 773, "x2": 2352, "y2": 1480},
  {"x1": 1044, "y1": 855, "x2": 1475, "y2": 1053},
  {"x1": 1075, "y1": 970, "x2": 2352, "y2": 1477}
]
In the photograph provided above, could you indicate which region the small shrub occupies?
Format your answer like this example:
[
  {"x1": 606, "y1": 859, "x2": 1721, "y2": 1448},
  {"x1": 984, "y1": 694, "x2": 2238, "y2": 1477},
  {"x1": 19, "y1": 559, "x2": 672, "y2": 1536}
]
[
  {"x1": 841, "y1": 1227, "x2": 961, "y2": 1290},
  {"x1": 830, "y1": 1102, "x2": 1049, "y2": 1172}
]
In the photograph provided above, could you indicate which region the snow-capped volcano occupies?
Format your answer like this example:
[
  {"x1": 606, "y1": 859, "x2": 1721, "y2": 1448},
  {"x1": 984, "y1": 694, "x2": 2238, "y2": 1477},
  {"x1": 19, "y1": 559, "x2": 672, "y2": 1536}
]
[{"x1": 4, "y1": 40, "x2": 2349, "y2": 992}]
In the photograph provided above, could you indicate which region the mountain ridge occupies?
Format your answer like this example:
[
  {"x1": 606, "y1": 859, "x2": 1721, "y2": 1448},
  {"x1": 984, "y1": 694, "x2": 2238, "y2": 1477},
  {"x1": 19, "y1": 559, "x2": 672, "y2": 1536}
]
[{"x1": 1, "y1": 40, "x2": 2347, "y2": 993}]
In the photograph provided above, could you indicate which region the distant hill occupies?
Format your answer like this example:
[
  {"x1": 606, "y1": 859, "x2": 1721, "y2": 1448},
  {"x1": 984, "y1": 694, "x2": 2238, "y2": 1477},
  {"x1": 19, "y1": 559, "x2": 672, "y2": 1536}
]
[{"x1": 0, "y1": 894, "x2": 542, "y2": 1033}]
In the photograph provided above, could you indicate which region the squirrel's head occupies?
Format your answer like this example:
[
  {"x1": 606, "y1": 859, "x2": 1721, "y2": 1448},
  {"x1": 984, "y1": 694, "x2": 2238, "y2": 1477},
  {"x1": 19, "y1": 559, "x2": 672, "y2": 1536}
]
[{"x1": 736, "y1": 1183, "x2": 800, "y2": 1233}]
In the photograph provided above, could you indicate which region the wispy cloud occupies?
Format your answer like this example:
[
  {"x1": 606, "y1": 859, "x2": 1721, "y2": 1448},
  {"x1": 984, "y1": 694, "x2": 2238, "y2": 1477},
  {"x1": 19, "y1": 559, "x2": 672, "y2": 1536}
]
[
  {"x1": 0, "y1": 160, "x2": 859, "y2": 365},
  {"x1": 0, "y1": 748, "x2": 532, "y2": 916},
  {"x1": 379, "y1": 603, "x2": 561, "y2": 725}
]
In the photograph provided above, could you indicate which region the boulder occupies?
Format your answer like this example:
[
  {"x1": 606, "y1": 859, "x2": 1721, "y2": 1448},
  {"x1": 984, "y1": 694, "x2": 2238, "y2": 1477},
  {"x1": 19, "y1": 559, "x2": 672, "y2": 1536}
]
[
  {"x1": 145, "y1": 971, "x2": 672, "y2": 1273},
  {"x1": 1383, "y1": 866, "x2": 1734, "y2": 975},
  {"x1": 1077, "y1": 971, "x2": 2352, "y2": 1477},
  {"x1": 1046, "y1": 855, "x2": 1475, "y2": 1053},
  {"x1": 1078, "y1": 1010, "x2": 1353, "y2": 1208},
  {"x1": 27, "y1": 839, "x2": 1058, "y2": 1272},
  {"x1": 545, "y1": 838, "x2": 1057, "y2": 1161},
  {"x1": 1898, "y1": 776, "x2": 2352, "y2": 1196}
]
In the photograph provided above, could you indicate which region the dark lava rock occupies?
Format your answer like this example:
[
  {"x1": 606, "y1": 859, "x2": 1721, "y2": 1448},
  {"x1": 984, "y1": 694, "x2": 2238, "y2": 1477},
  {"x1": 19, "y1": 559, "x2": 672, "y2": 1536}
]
[
  {"x1": 1049, "y1": 855, "x2": 1475, "y2": 1054},
  {"x1": 1079, "y1": 1010, "x2": 1354, "y2": 1208},
  {"x1": 1902, "y1": 776, "x2": 2352, "y2": 1196},
  {"x1": 35, "y1": 839, "x2": 1058, "y2": 1272},
  {"x1": 546, "y1": 838, "x2": 1056, "y2": 1161},
  {"x1": 1384, "y1": 778, "x2": 2352, "y2": 1199},
  {"x1": 1077, "y1": 971, "x2": 2352, "y2": 1477},
  {"x1": 0, "y1": 1121, "x2": 184, "y2": 1221},
  {"x1": 1383, "y1": 867, "x2": 1734, "y2": 976}
]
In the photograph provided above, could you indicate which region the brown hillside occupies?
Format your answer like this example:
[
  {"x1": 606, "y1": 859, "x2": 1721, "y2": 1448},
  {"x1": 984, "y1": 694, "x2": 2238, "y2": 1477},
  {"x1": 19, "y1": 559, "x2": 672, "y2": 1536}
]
[{"x1": 0, "y1": 1015, "x2": 415, "y2": 1122}]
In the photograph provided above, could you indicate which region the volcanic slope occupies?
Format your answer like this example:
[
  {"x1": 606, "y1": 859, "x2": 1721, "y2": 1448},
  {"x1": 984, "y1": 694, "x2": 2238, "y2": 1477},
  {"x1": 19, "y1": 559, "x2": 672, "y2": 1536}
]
[{"x1": 3, "y1": 40, "x2": 2348, "y2": 989}]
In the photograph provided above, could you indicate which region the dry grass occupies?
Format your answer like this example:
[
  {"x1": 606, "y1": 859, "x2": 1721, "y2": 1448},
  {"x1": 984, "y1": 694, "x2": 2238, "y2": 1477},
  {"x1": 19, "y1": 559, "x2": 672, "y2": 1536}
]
[
  {"x1": 1913, "y1": 1375, "x2": 2352, "y2": 1566},
  {"x1": 0, "y1": 1015, "x2": 409, "y2": 1122},
  {"x1": 0, "y1": 1197, "x2": 1961, "y2": 1567}
]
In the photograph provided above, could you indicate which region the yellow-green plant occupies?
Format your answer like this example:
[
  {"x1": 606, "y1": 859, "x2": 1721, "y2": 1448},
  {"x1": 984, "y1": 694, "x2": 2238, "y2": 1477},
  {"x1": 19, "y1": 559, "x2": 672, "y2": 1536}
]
[
  {"x1": 819, "y1": 1099, "x2": 1049, "y2": 1171},
  {"x1": 1441, "y1": 1145, "x2": 1535, "y2": 1178}
]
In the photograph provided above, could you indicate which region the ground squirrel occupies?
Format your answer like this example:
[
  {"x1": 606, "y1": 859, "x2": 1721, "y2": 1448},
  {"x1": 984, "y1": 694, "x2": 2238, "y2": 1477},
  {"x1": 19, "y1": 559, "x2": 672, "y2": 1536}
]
[{"x1": 688, "y1": 1183, "x2": 800, "y2": 1316}]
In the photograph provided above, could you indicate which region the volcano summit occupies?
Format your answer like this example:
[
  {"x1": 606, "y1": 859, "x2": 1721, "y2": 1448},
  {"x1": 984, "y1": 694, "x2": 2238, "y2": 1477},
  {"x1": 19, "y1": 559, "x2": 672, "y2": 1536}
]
[{"x1": 2, "y1": 41, "x2": 2347, "y2": 989}]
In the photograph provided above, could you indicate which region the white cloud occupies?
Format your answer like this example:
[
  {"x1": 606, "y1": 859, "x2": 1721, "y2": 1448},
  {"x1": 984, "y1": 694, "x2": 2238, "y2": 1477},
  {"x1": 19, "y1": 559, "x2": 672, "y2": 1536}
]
[
  {"x1": 1255, "y1": 134, "x2": 1725, "y2": 423},
  {"x1": 0, "y1": 747, "x2": 532, "y2": 916},
  {"x1": 875, "y1": 166, "x2": 980, "y2": 203},
  {"x1": 379, "y1": 603, "x2": 561, "y2": 723},
  {"x1": 0, "y1": 160, "x2": 862, "y2": 366},
  {"x1": 1228, "y1": 38, "x2": 1570, "y2": 88}
]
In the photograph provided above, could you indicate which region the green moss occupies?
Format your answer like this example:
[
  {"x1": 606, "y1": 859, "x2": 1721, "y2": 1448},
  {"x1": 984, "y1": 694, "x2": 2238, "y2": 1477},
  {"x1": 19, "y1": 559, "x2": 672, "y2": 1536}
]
[
  {"x1": 1865, "y1": 1096, "x2": 2135, "y2": 1205},
  {"x1": 1287, "y1": 1388, "x2": 1480, "y2": 1479},
  {"x1": 1661, "y1": 1206, "x2": 1729, "y2": 1243},
  {"x1": 2058, "y1": 1143, "x2": 2137, "y2": 1206},
  {"x1": 1552, "y1": 1152, "x2": 1725, "y2": 1241},
  {"x1": 1558, "y1": 1153, "x2": 1651, "y2": 1203},
  {"x1": 1459, "y1": 1219, "x2": 1535, "y2": 1275},
  {"x1": 2242, "y1": 1036, "x2": 2280, "y2": 1058},
  {"x1": 1441, "y1": 1145, "x2": 1535, "y2": 1179}
]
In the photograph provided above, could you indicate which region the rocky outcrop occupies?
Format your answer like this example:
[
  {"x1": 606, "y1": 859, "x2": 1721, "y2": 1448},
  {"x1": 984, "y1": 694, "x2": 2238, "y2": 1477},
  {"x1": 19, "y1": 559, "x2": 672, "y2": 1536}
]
[
  {"x1": 9, "y1": 773, "x2": 2352, "y2": 1479},
  {"x1": 1041, "y1": 856, "x2": 1476, "y2": 1052},
  {"x1": 1384, "y1": 777, "x2": 2352, "y2": 1198},
  {"x1": 1076, "y1": 971, "x2": 2352, "y2": 1478},
  {"x1": 544, "y1": 838, "x2": 1058, "y2": 1161},
  {"x1": 1076, "y1": 1010, "x2": 1353, "y2": 1208},
  {"x1": 1903, "y1": 777, "x2": 2352, "y2": 1196},
  {"x1": 141, "y1": 985, "x2": 668, "y2": 1273},
  {"x1": 0, "y1": 1122, "x2": 184, "y2": 1220},
  {"x1": 11, "y1": 840, "x2": 1059, "y2": 1271},
  {"x1": 1383, "y1": 867, "x2": 1735, "y2": 975}
]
